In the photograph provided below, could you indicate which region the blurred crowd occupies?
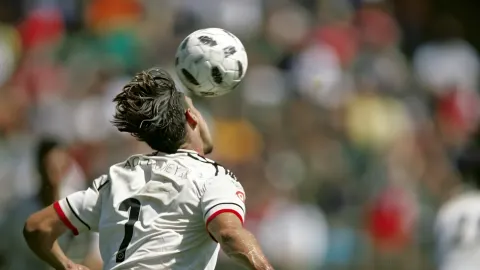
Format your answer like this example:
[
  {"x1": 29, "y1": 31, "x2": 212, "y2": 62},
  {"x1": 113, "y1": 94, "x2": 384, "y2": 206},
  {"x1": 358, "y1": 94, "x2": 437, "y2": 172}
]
[{"x1": 0, "y1": 0, "x2": 479, "y2": 269}]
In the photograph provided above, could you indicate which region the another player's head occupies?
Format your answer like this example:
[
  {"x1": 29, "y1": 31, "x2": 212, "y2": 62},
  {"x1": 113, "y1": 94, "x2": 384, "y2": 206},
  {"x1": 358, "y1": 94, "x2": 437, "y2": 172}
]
[
  {"x1": 112, "y1": 67, "x2": 213, "y2": 155},
  {"x1": 36, "y1": 138, "x2": 72, "y2": 204},
  {"x1": 457, "y1": 141, "x2": 480, "y2": 190}
]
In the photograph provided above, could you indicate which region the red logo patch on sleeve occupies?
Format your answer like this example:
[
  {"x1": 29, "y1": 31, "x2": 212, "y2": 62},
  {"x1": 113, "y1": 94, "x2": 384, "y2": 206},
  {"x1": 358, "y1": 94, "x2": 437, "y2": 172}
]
[{"x1": 236, "y1": 191, "x2": 245, "y2": 202}]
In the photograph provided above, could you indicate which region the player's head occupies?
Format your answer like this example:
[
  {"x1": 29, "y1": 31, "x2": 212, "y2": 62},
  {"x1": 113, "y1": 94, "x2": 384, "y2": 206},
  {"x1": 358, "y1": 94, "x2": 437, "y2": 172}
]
[
  {"x1": 458, "y1": 152, "x2": 480, "y2": 190},
  {"x1": 36, "y1": 138, "x2": 71, "y2": 189},
  {"x1": 457, "y1": 149, "x2": 480, "y2": 189},
  {"x1": 456, "y1": 129, "x2": 480, "y2": 189},
  {"x1": 112, "y1": 67, "x2": 213, "y2": 154}
]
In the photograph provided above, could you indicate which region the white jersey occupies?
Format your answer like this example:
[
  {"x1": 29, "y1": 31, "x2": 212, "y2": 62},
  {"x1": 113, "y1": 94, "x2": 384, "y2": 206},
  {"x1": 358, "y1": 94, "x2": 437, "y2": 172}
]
[
  {"x1": 435, "y1": 191, "x2": 480, "y2": 270},
  {"x1": 53, "y1": 150, "x2": 246, "y2": 270}
]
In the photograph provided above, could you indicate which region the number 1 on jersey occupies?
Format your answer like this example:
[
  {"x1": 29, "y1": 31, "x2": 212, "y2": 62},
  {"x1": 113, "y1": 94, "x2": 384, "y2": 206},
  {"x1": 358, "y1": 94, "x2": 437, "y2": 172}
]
[{"x1": 116, "y1": 198, "x2": 142, "y2": 263}]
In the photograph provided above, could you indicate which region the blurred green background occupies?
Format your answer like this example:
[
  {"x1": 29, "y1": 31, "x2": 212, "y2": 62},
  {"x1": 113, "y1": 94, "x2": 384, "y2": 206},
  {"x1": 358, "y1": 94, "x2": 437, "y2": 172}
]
[{"x1": 0, "y1": 0, "x2": 479, "y2": 269}]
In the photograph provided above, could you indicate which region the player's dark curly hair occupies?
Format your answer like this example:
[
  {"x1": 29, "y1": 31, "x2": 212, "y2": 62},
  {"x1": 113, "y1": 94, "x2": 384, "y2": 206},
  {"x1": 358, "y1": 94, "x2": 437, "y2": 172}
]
[{"x1": 112, "y1": 68, "x2": 188, "y2": 153}]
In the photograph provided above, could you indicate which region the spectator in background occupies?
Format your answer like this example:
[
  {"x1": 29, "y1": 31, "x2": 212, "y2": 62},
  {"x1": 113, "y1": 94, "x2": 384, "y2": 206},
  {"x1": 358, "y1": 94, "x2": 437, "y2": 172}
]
[
  {"x1": 413, "y1": 15, "x2": 479, "y2": 95},
  {"x1": 255, "y1": 194, "x2": 329, "y2": 270},
  {"x1": 0, "y1": 138, "x2": 101, "y2": 270},
  {"x1": 434, "y1": 130, "x2": 480, "y2": 270},
  {"x1": 353, "y1": 7, "x2": 410, "y2": 94}
]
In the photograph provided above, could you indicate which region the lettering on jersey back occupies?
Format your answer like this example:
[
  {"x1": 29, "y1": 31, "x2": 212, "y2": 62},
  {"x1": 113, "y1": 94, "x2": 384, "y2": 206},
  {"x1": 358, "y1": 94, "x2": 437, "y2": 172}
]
[
  {"x1": 155, "y1": 162, "x2": 190, "y2": 180},
  {"x1": 136, "y1": 162, "x2": 190, "y2": 208},
  {"x1": 123, "y1": 158, "x2": 191, "y2": 181},
  {"x1": 123, "y1": 157, "x2": 156, "y2": 170}
]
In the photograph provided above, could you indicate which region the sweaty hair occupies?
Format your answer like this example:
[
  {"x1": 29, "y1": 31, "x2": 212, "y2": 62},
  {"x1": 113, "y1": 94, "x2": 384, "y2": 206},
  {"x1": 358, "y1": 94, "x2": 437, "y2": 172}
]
[{"x1": 112, "y1": 68, "x2": 188, "y2": 153}]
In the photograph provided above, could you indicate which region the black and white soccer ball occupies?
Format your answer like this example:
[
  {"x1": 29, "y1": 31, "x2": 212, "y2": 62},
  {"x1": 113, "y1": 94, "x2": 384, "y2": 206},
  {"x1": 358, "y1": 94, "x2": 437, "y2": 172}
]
[{"x1": 175, "y1": 28, "x2": 248, "y2": 97}]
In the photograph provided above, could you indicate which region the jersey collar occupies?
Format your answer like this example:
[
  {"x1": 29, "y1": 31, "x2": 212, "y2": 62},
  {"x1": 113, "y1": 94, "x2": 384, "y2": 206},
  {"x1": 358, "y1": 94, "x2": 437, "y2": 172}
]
[
  {"x1": 151, "y1": 149, "x2": 201, "y2": 157},
  {"x1": 176, "y1": 149, "x2": 199, "y2": 154}
]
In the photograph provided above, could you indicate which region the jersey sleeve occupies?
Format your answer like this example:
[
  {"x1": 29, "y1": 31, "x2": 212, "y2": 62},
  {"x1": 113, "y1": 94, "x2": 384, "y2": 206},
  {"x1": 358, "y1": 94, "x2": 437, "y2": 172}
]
[
  {"x1": 200, "y1": 175, "x2": 246, "y2": 227},
  {"x1": 53, "y1": 175, "x2": 108, "y2": 235}
]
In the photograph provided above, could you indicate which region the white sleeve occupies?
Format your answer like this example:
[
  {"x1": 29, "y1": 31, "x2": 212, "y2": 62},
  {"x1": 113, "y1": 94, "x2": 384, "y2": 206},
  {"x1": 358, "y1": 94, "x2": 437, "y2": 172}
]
[
  {"x1": 201, "y1": 176, "x2": 246, "y2": 226},
  {"x1": 54, "y1": 175, "x2": 108, "y2": 235}
]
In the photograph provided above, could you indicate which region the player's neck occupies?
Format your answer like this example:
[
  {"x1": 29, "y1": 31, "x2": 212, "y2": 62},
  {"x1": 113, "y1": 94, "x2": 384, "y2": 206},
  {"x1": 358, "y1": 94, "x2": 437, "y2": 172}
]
[
  {"x1": 181, "y1": 130, "x2": 205, "y2": 155},
  {"x1": 179, "y1": 142, "x2": 204, "y2": 156}
]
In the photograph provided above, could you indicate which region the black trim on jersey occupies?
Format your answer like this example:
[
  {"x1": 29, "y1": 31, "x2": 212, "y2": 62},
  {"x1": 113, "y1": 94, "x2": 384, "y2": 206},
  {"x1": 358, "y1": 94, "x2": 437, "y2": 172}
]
[
  {"x1": 177, "y1": 149, "x2": 197, "y2": 154},
  {"x1": 66, "y1": 197, "x2": 91, "y2": 230},
  {"x1": 152, "y1": 149, "x2": 197, "y2": 156},
  {"x1": 204, "y1": 202, "x2": 245, "y2": 219},
  {"x1": 97, "y1": 179, "x2": 110, "y2": 191},
  {"x1": 186, "y1": 153, "x2": 237, "y2": 180},
  {"x1": 187, "y1": 153, "x2": 220, "y2": 176}
]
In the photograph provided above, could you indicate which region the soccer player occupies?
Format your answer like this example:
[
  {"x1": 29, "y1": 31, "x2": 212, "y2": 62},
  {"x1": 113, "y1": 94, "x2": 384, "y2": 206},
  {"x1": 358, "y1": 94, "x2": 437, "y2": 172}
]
[
  {"x1": 435, "y1": 137, "x2": 480, "y2": 270},
  {"x1": 23, "y1": 68, "x2": 273, "y2": 270},
  {"x1": 1, "y1": 138, "x2": 101, "y2": 270}
]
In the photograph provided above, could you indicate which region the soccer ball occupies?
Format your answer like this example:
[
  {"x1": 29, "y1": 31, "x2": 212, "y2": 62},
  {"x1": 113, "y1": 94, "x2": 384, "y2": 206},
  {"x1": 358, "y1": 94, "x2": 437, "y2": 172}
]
[{"x1": 175, "y1": 28, "x2": 248, "y2": 97}]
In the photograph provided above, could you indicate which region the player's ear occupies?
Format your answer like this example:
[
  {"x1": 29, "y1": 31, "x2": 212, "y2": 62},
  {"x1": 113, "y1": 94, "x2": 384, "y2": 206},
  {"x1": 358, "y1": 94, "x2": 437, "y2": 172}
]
[{"x1": 185, "y1": 109, "x2": 198, "y2": 128}]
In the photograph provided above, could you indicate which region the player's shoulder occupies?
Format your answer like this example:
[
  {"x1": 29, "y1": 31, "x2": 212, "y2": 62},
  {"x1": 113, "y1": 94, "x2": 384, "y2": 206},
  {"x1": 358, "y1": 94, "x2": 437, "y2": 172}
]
[
  {"x1": 205, "y1": 172, "x2": 243, "y2": 189},
  {"x1": 178, "y1": 150, "x2": 238, "y2": 181},
  {"x1": 90, "y1": 174, "x2": 110, "y2": 192},
  {"x1": 91, "y1": 154, "x2": 147, "y2": 190},
  {"x1": 115, "y1": 153, "x2": 153, "y2": 170},
  {"x1": 437, "y1": 191, "x2": 480, "y2": 218},
  {"x1": 182, "y1": 151, "x2": 244, "y2": 191},
  {"x1": 444, "y1": 191, "x2": 480, "y2": 207}
]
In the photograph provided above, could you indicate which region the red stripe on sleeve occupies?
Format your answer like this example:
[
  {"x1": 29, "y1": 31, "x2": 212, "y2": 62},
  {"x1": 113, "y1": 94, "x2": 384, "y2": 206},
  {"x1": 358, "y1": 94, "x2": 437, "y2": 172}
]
[
  {"x1": 53, "y1": 201, "x2": 79, "y2": 236},
  {"x1": 205, "y1": 209, "x2": 244, "y2": 242}
]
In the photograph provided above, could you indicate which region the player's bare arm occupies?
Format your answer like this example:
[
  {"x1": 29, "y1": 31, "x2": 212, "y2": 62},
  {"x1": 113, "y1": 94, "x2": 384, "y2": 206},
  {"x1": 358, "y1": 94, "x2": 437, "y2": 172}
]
[
  {"x1": 23, "y1": 205, "x2": 90, "y2": 270},
  {"x1": 208, "y1": 212, "x2": 274, "y2": 270}
]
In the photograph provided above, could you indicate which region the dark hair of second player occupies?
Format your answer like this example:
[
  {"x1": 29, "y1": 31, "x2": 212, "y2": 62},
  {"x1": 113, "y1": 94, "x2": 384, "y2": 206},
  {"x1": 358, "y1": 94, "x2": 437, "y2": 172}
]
[{"x1": 456, "y1": 129, "x2": 480, "y2": 189}]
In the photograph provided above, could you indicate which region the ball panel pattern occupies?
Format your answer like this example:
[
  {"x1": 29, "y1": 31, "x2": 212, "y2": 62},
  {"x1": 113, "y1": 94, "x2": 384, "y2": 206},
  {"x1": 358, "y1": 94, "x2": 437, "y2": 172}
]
[{"x1": 175, "y1": 28, "x2": 248, "y2": 97}]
